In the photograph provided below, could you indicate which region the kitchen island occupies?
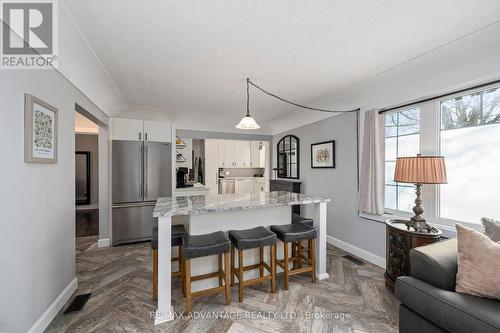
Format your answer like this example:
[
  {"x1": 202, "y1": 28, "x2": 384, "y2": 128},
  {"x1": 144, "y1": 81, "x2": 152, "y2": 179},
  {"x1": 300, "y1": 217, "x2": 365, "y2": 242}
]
[{"x1": 152, "y1": 191, "x2": 330, "y2": 324}]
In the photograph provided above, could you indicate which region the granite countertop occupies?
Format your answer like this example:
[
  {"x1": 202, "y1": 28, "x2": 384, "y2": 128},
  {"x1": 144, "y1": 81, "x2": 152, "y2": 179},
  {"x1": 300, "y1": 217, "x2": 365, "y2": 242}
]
[{"x1": 153, "y1": 191, "x2": 330, "y2": 217}]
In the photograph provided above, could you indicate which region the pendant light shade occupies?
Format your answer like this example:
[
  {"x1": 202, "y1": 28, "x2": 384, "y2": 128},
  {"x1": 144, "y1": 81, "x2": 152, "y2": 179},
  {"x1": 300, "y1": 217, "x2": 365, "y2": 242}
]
[
  {"x1": 236, "y1": 78, "x2": 261, "y2": 130},
  {"x1": 236, "y1": 115, "x2": 260, "y2": 129}
]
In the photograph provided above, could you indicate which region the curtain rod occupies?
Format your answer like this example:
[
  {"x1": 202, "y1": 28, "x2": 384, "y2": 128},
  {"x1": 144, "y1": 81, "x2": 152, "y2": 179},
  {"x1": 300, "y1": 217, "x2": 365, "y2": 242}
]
[{"x1": 378, "y1": 78, "x2": 500, "y2": 115}]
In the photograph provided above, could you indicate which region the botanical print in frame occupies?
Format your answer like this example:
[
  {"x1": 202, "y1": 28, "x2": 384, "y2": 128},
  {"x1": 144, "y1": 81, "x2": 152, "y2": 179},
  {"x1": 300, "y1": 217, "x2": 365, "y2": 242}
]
[
  {"x1": 25, "y1": 94, "x2": 58, "y2": 163},
  {"x1": 311, "y1": 140, "x2": 335, "y2": 168}
]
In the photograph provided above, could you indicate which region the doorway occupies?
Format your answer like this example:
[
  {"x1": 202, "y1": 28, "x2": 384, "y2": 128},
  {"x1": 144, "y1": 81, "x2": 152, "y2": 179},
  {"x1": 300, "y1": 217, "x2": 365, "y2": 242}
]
[{"x1": 75, "y1": 112, "x2": 99, "y2": 237}]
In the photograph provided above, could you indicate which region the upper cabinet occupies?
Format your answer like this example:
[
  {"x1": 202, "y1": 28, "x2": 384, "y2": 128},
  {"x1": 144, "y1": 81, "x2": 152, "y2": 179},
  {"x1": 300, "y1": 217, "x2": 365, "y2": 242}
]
[
  {"x1": 205, "y1": 139, "x2": 268, "y2": 169},
  {"x1": 277, "y1": 135, "x2": 299, "y2": 179},
  {"x1": 111, "y1": 118, "x2": 172, "y2": 143}
]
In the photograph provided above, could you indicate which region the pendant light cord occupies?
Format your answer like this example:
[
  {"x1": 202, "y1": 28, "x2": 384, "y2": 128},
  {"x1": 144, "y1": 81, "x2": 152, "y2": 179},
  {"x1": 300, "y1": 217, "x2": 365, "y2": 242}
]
[
  {"x1": 247, "y1": 78, "x2": 360, "y2": 113},
  {"x1": 246, "y1": 78, "x2": 250, "y2": 116}
]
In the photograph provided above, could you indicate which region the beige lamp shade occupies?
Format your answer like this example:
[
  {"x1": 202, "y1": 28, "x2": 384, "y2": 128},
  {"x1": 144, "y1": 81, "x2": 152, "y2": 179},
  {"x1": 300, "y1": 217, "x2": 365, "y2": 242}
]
[{"x1": 394, "y1": 155, "x2": 447, "y2": 184}]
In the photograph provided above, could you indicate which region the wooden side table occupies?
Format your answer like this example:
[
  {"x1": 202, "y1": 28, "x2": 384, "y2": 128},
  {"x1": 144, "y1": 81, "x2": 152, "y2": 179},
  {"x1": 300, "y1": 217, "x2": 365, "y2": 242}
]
[{"x1": 385, "y1": 219, "x2": 441, "y2": 291}]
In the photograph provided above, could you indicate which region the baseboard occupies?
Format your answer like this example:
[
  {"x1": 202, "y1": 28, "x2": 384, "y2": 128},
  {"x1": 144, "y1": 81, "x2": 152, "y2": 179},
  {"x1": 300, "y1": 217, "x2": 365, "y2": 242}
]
[
  {"x1": 28, "y1": 277, "x2": 78, "y2": 333},
  {"x1": 326, "y1": 235, "x2": 386, "y2": 269},
  {"x1": 98, "y1": 238, "x2": 110, "y2": 247}
]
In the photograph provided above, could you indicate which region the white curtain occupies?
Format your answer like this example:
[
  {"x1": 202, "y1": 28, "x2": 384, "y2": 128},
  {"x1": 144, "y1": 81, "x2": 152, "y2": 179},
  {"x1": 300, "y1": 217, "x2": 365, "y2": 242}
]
[{"x1": 359, "y1": 110, "x2": 385, "y2": 215}]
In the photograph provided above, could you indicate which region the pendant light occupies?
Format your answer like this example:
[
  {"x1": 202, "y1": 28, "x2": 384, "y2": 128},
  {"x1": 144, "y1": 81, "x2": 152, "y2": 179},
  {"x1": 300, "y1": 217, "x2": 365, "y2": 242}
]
[{"x1": 236, "y1": 78, "x2": 261, "y2": 130}]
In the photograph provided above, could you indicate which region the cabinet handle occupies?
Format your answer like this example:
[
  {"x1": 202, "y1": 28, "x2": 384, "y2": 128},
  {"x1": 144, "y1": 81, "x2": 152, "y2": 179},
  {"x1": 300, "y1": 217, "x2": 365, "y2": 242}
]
[
  {"x1": 139, "y1": 132, "x2": 142, "y2": 141},
  {"x1": 145, "y1": 132, "x2": 148, "y2": 141}
]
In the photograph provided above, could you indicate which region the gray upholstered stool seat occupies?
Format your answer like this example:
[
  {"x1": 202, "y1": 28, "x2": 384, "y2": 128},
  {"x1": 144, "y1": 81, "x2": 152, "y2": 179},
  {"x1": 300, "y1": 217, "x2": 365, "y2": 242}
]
[
  {"x1": 228, "y1": 226, "x2": 277, "y2": 250},
  {"x1": 183, "y1": 231, "x2": 230, "y2": 259},
  {"x1": 270, "y1": 223, "x2": 317, "y2": 243},
  {"x1": 292, "y1": 213, "x2": 314, "y2": 227},
  {"x1": 151, "y1": 224, "x2": 187, "y2": 249}
]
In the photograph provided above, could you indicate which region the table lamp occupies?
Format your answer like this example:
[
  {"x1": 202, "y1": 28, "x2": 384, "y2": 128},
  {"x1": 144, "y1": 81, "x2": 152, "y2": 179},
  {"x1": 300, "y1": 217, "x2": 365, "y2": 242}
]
[{"x1": 394, "y1": 154, "x2": 447, "y2": 232}]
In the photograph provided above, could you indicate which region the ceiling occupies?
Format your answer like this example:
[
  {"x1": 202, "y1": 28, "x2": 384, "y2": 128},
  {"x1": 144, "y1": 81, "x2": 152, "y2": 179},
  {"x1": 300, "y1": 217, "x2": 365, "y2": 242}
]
[{"x1": 63, "y1": 0, "x2": 500, "y2": 133}]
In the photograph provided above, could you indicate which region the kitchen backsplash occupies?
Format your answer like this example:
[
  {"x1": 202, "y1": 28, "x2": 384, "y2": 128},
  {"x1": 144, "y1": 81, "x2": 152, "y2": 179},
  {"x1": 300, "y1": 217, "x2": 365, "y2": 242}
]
[{"x1": 220, "y1": 168, "x2": 264, "y2": 178}]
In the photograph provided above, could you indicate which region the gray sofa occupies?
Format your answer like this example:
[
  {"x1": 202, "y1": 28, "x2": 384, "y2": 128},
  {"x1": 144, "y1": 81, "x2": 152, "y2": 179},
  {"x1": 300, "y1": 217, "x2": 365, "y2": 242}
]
[{"x1": 395, "y1": 239, "x2": 500, "y2": 333}]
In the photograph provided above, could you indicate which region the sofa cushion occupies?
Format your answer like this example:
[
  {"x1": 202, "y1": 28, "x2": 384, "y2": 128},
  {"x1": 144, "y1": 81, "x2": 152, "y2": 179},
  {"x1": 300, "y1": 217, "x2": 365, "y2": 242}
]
[
  {"x1": 395, "y1": 276, "x2": 500, "y2": 333},
  {"x1": 455, "y1": 224, "x2": 500, "y2": 300},
  {"x1": 482, "y1": 217, "x2": 500, "y2": 242},
  {"x1": 410, "y1": 239, "x2": 457, "y2": 291}
]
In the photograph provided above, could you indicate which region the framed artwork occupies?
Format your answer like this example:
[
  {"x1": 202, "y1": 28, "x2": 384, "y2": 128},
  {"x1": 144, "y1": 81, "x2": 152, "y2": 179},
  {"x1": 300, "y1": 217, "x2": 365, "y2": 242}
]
[
  {"x1": 311, "y1": 140, "x2": 335, "y2": 168},
  {"x1": 24, "y1": 94, "x2": 58, "y2": 163}
]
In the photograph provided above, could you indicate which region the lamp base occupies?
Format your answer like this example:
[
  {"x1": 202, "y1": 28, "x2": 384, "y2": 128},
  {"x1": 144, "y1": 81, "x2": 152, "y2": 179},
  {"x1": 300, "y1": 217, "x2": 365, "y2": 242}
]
[
  {"x1": 406, "y1": 217, "x2": 440, "y2": 233},
  {"x1": 406, "y1": 183, "x2": 439, "y2": 233}
]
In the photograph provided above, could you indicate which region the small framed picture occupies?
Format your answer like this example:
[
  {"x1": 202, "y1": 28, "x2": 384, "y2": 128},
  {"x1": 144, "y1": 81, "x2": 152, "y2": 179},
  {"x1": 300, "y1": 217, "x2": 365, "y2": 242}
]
[
  {"x1": 311, "y1": 140, "x2": 335, "y2": 168},
  {"x1": 25, "y1": 94, "x2": 58, "y2": 163}
]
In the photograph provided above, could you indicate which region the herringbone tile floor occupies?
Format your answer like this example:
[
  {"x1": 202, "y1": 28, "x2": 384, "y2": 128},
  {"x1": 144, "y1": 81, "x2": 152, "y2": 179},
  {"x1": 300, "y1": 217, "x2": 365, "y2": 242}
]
[{"x1": 46, "y1": 236, "x2": 398, "y2": 333}]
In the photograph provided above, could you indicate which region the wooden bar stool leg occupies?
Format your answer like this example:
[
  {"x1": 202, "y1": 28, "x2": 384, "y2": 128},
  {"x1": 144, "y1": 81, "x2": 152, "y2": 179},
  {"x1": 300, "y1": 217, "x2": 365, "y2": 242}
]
[
  {"x1": 184, "y1": 259, "x2": 192, "y2": 313},
  {"x1": 179, "y1": 245, "x2": 185, "y2": 296},
  {"x1": 291, "y1": 241, "x2": 297, "y2": 269},
  {"x1": 259, "y1": 246, "x2": 264, "y2": 278},
  {"x1": 218, "y1": 253, "x2": 223, "y2": 287},
  {"x1": 238, "y1": 249, "x2": 244, "y2": 302},
  {"x1": 310, "y1": 239, "x2": 316, "y2": 283},
  {"x1": 283, "y1": 242, "x2": 289, "y2": 290},
  {"x1": 271, "y1": 244, "x2": 276, "y2": 293},
  {"x1": 152, "y1": 249, "x2": 158, "y2": 301},
  {"x1": 297, "y1": 241, "x2": 302, "y2": 269},
  {"x1": 224, "y1": 252, "x2": 231, "y2": 305},
  {"x1": 230, "y1": 244, "x2": 235, "y2": 287}
]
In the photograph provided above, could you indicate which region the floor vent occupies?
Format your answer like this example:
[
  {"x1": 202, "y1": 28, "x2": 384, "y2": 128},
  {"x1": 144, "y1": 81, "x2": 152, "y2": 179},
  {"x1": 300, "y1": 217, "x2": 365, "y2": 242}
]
[
  {"x1": 63, "y1": 293, "x2": 92, "y2": 315},
  {"x1": 343, "y1": 254, "x2": 365, "y2": 266}
]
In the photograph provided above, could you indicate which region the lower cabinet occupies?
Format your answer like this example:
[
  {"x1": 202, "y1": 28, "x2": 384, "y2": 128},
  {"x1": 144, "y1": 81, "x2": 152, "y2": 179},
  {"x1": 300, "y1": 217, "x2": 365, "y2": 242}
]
[
  {"x1": 235, "y1": 178, "x2": 253, "y2": 194},
  {"x1": 205, "y1": 178, "x2": 218, "y2": 195}
]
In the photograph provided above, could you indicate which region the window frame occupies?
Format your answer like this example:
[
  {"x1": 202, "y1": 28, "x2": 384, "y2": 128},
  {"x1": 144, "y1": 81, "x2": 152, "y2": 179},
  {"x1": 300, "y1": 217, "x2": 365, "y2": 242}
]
[{"x1": 381, "y1": 83, "x2": 500, "y2": 231}]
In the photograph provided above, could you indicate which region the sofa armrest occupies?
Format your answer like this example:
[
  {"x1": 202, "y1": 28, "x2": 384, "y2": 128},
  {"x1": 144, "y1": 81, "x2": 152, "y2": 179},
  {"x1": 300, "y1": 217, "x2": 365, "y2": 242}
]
[{"x1": 410, "y1": 238, "x2": 457, "y2": 291}]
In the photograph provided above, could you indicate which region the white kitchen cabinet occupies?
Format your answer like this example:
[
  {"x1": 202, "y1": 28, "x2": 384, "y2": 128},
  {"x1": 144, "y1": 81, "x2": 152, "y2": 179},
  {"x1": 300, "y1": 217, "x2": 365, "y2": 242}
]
[
  {"x1": 217, "y1": 140, "x2": 226, "y2": 167},
  {"x1": 143, "y1": 120, "x2": 172, "y2": 142},
  {"x1": 205, "y1": 139, "x2": 219, "y2": 181},
  {"x1": 204, "y1": 178, "x2": 219, "y2": 195},
  {"x1": 233, "y1": 140, "x2": 250, "y2": 167},
  {"x1": 235, "y1": 178, "x2": 253, "y2": 194},
  {"x1": 111, "y1": 118, "x2": 172, "y2": 143},
  {"x1": 250, "y1": 141, "x2": 261, "y2": 167},
  {"x1": 224, "y1": 140, "x2": 236, "y2": 167},
  {"x1": 111, "y1": 118, "x2": 144, "y2": 141},
  {"x1": 254, "y1": 178, "x2": 266, "y2": 192}
]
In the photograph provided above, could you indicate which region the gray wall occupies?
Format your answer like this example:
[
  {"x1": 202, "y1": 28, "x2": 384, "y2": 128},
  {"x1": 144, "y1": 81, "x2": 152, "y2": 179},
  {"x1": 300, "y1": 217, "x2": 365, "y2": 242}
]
[
  {"x1": 75, "y1": 134, "x2": 99, "y2": 205},
  {"x1": 177, "y1": 129, "x2": 272, "y2": 141},
  {"x1": 0, "y1": 70, "x2": 107, "y2": 333},
  {"x1": 272, "y1": 112, "x2": 386, "y2": 259}
]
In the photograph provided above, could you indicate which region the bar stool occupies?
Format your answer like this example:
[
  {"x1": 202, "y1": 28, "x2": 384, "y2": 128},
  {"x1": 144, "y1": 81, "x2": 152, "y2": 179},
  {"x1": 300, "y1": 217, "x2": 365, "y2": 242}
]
[
  {"x1": 291, "y1": 214, "x2": 314, "y2": 266},
  {"x1": 229, "y1": 226, "x2": 277, "y2": 302},
  {"x1": 152, "y1": 224, "x2": 186, "y2": 301},
  {"x1": 270, "y1": 223, "x2": 317, "y2": 289},
  {"x1": 182, "y1": 231, "x2": 231, "y2": 313}
]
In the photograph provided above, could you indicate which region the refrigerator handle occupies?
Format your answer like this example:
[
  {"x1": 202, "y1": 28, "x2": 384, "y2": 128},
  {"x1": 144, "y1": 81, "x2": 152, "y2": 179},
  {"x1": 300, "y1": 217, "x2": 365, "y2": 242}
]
[
  {"x1": 144, "y1": 145, "x2": 148, "y2": 198},
  {"x1": 139, "y1": 145, "x2": 143, "y2": 199}
]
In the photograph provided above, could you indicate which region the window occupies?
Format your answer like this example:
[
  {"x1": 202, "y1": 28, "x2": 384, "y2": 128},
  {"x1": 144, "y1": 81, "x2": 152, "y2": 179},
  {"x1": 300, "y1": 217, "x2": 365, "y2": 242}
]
[
  {"x1": 382, "y1": 84, "x2": 500, "y2": 226},
  {"x1": 384, "y1": 108, "x2": 420, "y2": 212},
  {"x1": 440, "y1": 87, "x2": 500, "y2": 223}
]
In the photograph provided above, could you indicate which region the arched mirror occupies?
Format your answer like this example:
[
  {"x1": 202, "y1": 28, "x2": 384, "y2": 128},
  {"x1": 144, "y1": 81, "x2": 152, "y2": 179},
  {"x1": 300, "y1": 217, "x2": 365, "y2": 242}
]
[{"x1": 277, "y1": 135, "x2": 299, "y2": 179}]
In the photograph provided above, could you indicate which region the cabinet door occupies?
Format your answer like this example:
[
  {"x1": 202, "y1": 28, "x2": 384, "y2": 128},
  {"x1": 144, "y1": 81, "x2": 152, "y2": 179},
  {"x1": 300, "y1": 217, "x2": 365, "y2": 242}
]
[
  {"x1": 242, "y1": 141, "x2": 251, "y2": 167},
  {"x1": 205, "y1": 139, "x2": 219, "y2": 180},
  {"x1": 111, "y1": 118, "x2": 143, "y2": 141},
  {"x1": 205, "y1": 178, "x2": 218, "y2": 195},
  {"x1": 217, "y1": 140, "x2": 226, "y2": 167},
  {"x1": 224, "y1": 140, "x2": 235, "y2": 167},
  {"x1": 235, "y1": 178, "x2": 246, "y2": 193},
  {"x1": 259, "y1": 142, "x2": 267, "y2": 168},
  {"x1": 143, "y1": 120, "x2": 172, "y2": 143},
  {"x1": 250, "y1": 141, "x2": 260, "y2": 167},
  {"x1": 244, "y1": 179, "x2": 254, "y2": 192}
]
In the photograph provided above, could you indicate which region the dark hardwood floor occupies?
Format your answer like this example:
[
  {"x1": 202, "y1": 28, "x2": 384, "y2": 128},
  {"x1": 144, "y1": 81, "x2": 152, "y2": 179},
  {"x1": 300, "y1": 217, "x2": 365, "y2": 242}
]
[{"x1": 76, "y1": 209, "x2": 99, "y2": 238}]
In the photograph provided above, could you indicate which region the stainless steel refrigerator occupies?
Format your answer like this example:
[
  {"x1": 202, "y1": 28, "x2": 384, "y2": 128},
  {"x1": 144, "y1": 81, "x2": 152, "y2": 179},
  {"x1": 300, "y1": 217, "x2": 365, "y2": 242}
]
[{"x1": 112, "y1": 140, "x2": 172, "y2": 245}]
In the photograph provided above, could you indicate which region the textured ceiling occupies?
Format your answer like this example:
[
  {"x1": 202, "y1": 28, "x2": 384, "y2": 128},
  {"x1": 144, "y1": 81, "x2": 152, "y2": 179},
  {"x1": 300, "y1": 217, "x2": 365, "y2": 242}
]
[{"x1": 63, "y1": 0, "x2": 500, "y2": 132}]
